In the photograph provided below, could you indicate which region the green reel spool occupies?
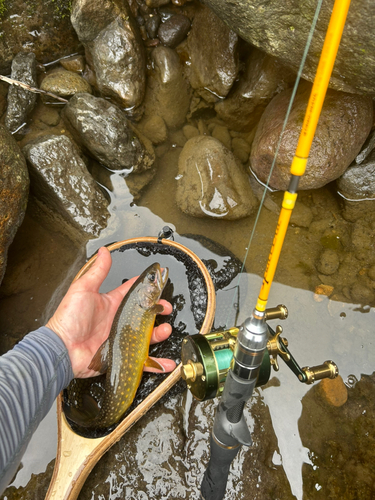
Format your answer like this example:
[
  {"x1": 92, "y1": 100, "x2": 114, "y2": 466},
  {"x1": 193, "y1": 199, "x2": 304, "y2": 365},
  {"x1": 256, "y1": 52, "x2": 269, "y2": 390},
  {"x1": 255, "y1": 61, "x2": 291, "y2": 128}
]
[{"x1": 181, "y1": 327, "x2": 271, "y2": 401}]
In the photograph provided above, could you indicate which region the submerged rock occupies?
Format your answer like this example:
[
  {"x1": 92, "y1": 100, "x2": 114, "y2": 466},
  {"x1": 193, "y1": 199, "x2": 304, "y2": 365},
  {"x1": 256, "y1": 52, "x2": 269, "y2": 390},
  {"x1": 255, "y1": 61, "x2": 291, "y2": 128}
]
[
  {"x1": 5, "y1": 52, "x2": 37, "y2": 133},
  {"x1": 250, "y1": 83, "x2": 373, "y2": 191},
  {"x1": 22, "y1": 134, "x2": 109, "y2": 241},
  {"x1": 176, "y1": 136, "x2": 257, "y2": 219},
  {"x1": 215, "y1": 48, "x2": 295, "y2": 132},
  {"x1": 63, "y1": 93, "x2": 155, "y2": 172},
  {"x1": 142, "y1": 45, "x2": 191, "y2": 129},
  {"x1": 71, "y1": 0, "x2": 146, "y2": 112},
  {"x1": 0, "y1": 125, "x2": 29, "y2": 284},
  {"x1": 187, "y1": 4, "x2": 239, "y2": 102}
]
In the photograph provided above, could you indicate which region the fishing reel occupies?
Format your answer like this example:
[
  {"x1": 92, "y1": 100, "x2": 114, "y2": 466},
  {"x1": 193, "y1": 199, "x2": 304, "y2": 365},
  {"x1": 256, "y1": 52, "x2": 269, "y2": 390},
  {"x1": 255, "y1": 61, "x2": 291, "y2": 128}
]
[{"x1": 181, "y1": 304, "x2": 338, "y2": 401}]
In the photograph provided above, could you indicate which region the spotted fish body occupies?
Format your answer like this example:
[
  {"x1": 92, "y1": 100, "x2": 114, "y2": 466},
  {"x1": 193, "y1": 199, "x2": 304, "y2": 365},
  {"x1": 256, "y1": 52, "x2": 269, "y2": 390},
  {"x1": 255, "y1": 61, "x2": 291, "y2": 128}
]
[{"x1": 65, "y1": 262, "x2": 168, "y2": 429}]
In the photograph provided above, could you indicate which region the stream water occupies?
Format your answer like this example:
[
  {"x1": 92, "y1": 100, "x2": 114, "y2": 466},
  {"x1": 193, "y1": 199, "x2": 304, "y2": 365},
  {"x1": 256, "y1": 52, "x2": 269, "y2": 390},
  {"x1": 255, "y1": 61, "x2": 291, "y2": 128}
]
[{"x1": 1, "y1": 133, "x2": 374, "y2": 499}]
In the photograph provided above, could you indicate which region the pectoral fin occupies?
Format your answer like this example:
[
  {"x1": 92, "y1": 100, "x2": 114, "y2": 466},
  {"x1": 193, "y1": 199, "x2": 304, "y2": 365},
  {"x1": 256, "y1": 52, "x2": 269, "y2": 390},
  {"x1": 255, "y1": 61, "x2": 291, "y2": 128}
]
[
  {"x1": 150, "y1": 304, "x2": 164, "y2": 314},
  {"x1": 88, "y1": 339, "x2": 109, "y2": 374},
  {"x1": 144, "y1": 356, "x2": 165, "y2": 372}
]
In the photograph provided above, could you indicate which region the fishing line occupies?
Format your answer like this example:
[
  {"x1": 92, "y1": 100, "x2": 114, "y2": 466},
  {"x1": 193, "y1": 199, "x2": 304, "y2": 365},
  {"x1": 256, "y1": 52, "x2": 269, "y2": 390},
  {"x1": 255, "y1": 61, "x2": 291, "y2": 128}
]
[{"x1": 225, "y1": 0, "x2": 325, "y2": 327}]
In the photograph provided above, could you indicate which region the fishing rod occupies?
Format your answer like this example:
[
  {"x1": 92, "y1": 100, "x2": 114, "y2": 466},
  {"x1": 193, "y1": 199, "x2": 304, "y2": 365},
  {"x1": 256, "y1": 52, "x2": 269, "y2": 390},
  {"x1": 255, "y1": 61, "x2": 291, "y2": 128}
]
[{"x1": 181, "y1": 0, "x2": 351, "y2": 498}]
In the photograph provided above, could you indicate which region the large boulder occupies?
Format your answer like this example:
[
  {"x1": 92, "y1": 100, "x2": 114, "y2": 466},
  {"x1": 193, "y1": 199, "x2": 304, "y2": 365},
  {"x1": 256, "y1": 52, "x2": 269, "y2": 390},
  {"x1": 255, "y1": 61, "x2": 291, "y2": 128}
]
[
  {"x1": 250, "y1": 83, "x2": 373, "y2": 191},
  {"x1": 22, "y1": 134, "x2": 109, "y2": 241},
  {"x1": 0, "y1": 125, "x2": 29, "y2": 284},
  {"x1": 176, "y1": 135, "x2": 257, "y2": 219},
  {"x1": 0, "y1": 0, "x2": 81, "y2": 75},
  {"x1": 71, "y1": 0, "x2": 146, "y2": 112},
  {"x1": 203, "y1": 0, "x2": 375, "y2": 95}
]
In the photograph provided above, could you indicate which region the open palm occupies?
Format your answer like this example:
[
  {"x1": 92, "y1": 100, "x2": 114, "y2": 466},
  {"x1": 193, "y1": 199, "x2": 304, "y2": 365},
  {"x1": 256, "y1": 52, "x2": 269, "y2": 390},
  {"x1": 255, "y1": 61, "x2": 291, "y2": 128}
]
[{"x1": 46, "y1": 247, "x2": 175, "y2": 378}]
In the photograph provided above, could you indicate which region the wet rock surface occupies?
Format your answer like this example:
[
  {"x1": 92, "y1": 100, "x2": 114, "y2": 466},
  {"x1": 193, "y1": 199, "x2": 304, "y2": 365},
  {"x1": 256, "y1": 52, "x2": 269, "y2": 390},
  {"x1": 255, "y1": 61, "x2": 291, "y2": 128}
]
[
  {"x1": 5, "y1": 52, "x2": 38, "y2": 133},
  {"x1": 0, "y1": 125, "x2": 29, "y2": 285},
  {"x1": 215, "y1": 48, "x2": 295, "y2": 132},
  {"x1": 176, "y1": 136, "x2": 257, "y2": 219},
  {"x1": 40, "y1": 69, "x2": 92, "y2": 100},
  {"x1": 157, "y1": 13, "x2": 191, "y2": 47},
  {"x1": 204, "y1": 0, "x2": 375, "y2": 95},
  {"x1": 71, "y1": 0, "x2": 146, "y2": 112},
  {"x1": 22, "y1": 134, "x2": 109, "y2": 242},
  {"x1": 187, "y1": 4, "x2": 239, "y2": 102},
  {"x1": 63, "y1": 93, "x2": 155, "y2": 172},
  {"x1": 250, "y1": 83, "x2": 373, "y2": 191},
  {"x1": 0, "y1": 0, "x2": 81, "y2": 75}
]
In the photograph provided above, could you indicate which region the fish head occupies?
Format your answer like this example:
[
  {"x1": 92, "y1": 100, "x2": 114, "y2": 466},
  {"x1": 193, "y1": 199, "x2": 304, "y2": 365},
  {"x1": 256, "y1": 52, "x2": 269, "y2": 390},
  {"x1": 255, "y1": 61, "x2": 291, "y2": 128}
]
[{"x1": 137, "y1": 262, "x2": 169, "y2": 309}]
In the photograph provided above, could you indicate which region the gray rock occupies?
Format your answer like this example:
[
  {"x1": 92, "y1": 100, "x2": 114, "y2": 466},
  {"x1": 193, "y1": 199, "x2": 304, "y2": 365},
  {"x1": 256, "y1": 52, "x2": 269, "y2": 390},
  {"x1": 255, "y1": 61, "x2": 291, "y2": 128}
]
[
  {"x1": 337, "y1": 149, "x2": 375, "y2": 200},
  {"x1": 63, "y1": 93, "x2": 155, "y2": 172},
  {"x1": 0, "y1": 125, "x2": 29, "y2": 284},
  {"x1": 316, "y1": 249, "x2": 340, "y2": 276},
  {"x1": 250, "y1": 83, "x2": 373, "y2": 191},
  {"x1": 176, "y1": 135, "x2": 257, "y2": 219},
  {"x1": 40, "y1": 70, "x2": 92, "y2": 101},
  {"x1": 215, "y1": 48, "x2": 295, "y2": 132},
  {"x1": 145, "y1": 14, "x2": 161, "y2": 39},
  {"x1": 0, "y1": 0, "x2": 81, "y2": 75},
  {"x1": 71, "y1": 0, "x2": 146, "y2": 112},
  {"x1": 5, "y1": 52, "x2": 37, "y2": 133},
  {"x1": 22, "y1": 135, "x2": 109, "y2": 240},
  {"x1": 203, "y1": 0, "x2": 375, "y2": 95},
  {"x1": 337, "y1": 149, "x2": 375, "y2": 222},
  {"x1": 157, "y1": 13, "x2": 191, "y2": 48},
  {"x1": 187, "y1": 4, "x2": 239, "y2": 102},
  {"x1": 142, "y1": 46, "x2": 191, "y2": 129}
]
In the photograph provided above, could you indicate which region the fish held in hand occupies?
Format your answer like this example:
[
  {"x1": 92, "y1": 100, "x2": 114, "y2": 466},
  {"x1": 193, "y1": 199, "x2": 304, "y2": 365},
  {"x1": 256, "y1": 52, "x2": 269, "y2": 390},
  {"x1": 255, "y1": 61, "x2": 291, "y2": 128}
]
[{"x1": 64, "y1": 262, "x2": 169, "y2": 429}]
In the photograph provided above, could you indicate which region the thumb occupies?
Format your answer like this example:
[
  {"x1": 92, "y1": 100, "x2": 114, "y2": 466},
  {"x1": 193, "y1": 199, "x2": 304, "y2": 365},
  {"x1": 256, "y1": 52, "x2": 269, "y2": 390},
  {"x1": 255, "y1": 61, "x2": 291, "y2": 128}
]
[{"x1": 75, "y1": 247, "x2": 112, "y2": 293}]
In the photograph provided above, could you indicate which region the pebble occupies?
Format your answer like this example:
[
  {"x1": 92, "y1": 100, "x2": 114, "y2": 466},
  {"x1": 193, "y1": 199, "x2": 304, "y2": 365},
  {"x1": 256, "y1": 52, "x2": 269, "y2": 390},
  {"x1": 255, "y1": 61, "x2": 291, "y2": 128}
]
[
  {"x1": 141, "y1": 115, "x2": 168, "y2": 144},
  {"x1": 40, "y1": 70, "x2": 92, "y2": 101},
  {"x1": 316, "y1": 249, "x2": 340, "y2": 275},
  {"x1": 211, "y1": 124, "x2": 231, "y2": 149},
  {"x1": 60, "y1": 55, "x2": 86, "y2": 73},
  {"x1": 158, "y1": 14, "x2": 191, "y2": 48},
  {"x1": 368, "y1": 265, "x2": 375, "y2": 281},
  {"x1": 183, "y1": 124, "x2": 200, "y2": 140},
  {"x1": 145, "y1": 14, "x2": 161, "y2": 38},
  {"x1": 317, "y1": 376, "x2": 348, "y2": 407}
]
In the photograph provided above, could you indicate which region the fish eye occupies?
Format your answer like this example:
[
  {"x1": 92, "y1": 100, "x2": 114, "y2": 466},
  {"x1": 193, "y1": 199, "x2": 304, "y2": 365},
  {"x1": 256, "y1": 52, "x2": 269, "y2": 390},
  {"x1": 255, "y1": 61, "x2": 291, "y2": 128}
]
[{"x1": 148, "y1": 272, "x2": 156, "y2": 282}]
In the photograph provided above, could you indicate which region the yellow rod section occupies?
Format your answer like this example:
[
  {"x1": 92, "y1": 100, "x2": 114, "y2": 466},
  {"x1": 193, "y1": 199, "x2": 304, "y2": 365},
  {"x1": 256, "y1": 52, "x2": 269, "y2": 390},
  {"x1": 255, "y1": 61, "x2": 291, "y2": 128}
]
[{"x1": 256, "y1": 0, "x2": 351, "y2": 313}]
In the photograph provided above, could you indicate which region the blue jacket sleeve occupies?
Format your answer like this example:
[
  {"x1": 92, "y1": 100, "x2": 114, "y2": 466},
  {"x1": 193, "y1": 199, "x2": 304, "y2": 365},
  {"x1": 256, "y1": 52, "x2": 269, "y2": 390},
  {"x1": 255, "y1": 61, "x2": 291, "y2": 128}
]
[{"x1": 0, "y1": 326, "x2": 74, "y2": 493}]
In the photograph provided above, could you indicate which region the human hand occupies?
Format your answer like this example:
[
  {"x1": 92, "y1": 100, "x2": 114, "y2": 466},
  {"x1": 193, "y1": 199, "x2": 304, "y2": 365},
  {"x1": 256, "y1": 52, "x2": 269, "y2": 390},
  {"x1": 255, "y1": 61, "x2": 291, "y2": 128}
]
[{"x1": 46, "y1": 246, "x2": 176, "y2": 378}]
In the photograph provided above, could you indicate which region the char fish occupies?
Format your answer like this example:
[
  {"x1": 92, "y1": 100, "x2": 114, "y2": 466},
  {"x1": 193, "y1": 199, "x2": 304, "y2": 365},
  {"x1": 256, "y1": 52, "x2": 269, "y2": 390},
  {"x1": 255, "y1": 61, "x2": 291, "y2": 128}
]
[{"x1": 64, "y1": 262, "x2": 169, "y2": 429}]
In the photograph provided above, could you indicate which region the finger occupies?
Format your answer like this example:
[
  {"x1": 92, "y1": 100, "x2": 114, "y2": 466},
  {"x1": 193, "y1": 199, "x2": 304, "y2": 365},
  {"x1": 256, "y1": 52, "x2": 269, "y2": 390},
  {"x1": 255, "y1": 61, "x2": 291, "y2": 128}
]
[
  {"x1": 158, "y1": 299, "x2": 172, "y2": 316},
  {"x1": 150, "y1": 322, "x2": 172, "y2": 344},
  {"x1": 75, "y1": 247, "x2": 112, "y2": 293},
  {"x1": 107, "y1": 275, "x2": 138, "y2": 303},
  {"x1": 143, "y1": 357, "x2": 176, "y2": 373}
]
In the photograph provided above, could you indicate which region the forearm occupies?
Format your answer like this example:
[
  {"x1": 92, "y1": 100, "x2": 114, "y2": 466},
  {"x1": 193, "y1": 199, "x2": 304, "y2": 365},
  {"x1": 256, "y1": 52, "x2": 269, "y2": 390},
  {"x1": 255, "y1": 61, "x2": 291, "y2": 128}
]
[{"x1": 0, "y1": 327, "x2": 73, "y2": 493}]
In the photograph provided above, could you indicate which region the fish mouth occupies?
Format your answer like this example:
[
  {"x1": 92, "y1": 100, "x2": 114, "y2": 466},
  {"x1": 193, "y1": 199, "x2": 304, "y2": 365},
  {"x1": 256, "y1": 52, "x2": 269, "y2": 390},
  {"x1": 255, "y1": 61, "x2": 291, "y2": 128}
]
[{"x1": 160, "y1": 266, "x2": 169, "y2": 287}]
